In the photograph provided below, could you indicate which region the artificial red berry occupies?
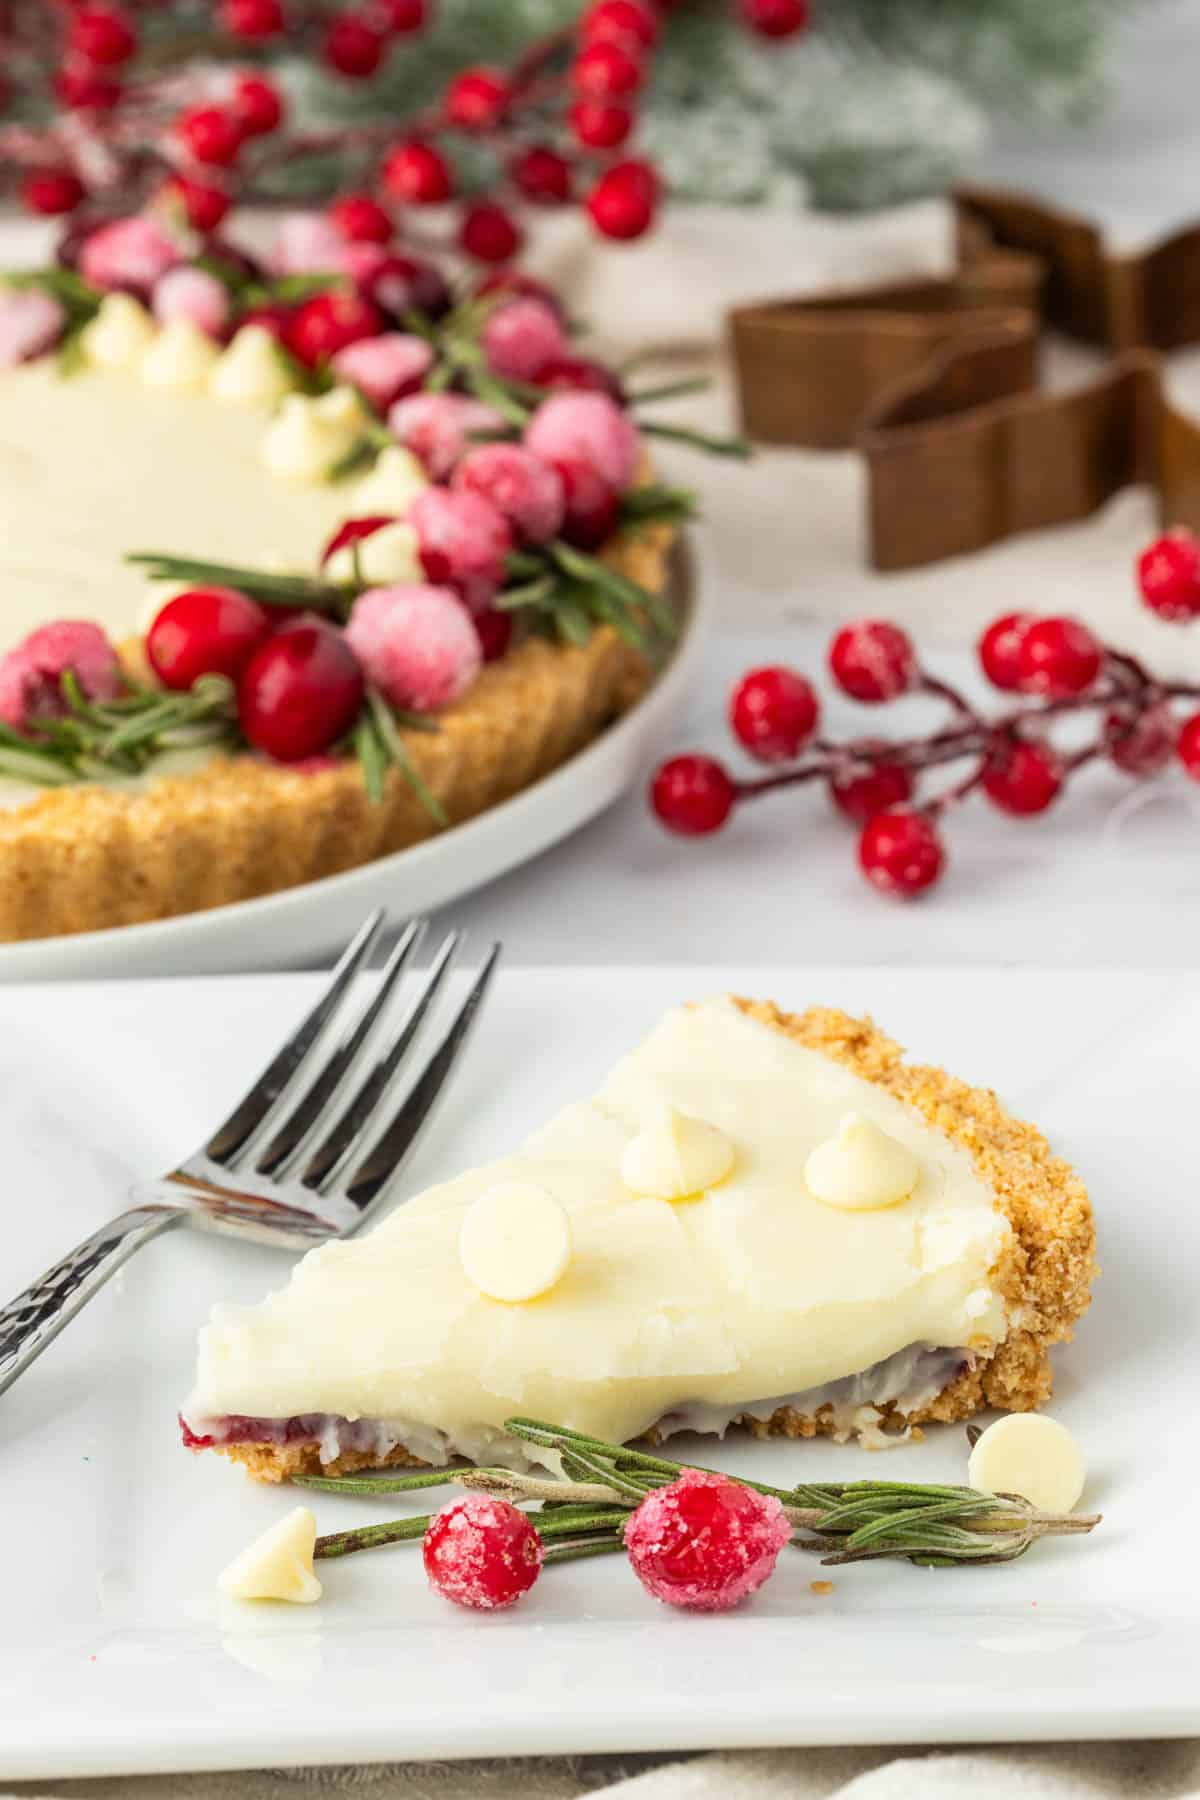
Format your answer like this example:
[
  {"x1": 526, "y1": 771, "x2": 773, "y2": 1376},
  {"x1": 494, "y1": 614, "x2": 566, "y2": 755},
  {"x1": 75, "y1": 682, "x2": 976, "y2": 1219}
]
[
  {"x1": 739, "y1": 0, "x2": 810, "y2": 36},
  {"x1": 230, "y1": 73, "x2": 285, "y2": 137},
  {"x1": 375, "y1": 0, "x2": 426, "y2": 28},
  {"x1": 56, "y1": 64, "x2": 122, "y2": 110},
  {"x1": 1104, "y1": 699, "x2": 1177, "y2": 777},
  {"x1": 651, "y1": 754, "x2": 736, "y2": 835},
  {"x1": 624, "y1": 1469, "x2": 792, "y2": 1612},
  {"x1": 569, "y1": 99, "x2": 634, "y2": 149},
  {"x1": 359, "y1": 252, "x2": 452, "y2": 322},
  {"x1": 147, "y1": 588, "x2": 271, "y2": 692},
  {"x1": 554, "y1": 458, "x2": 620, "y2": 548},
  {"x1": 729, "y1": 665, "x2": 819, "y2": 763},
  {"x1": 586, "y1": 159, "x2": 659, "y2": 240},
  {"x1": 1136, "y1": 528, "x2": 1200, "y2": 622},
  {"x1": 982, "y1": 738, "x2": 1063, "y2": 816},
  {"x1": 829, "y1": 746, "x2": 913, "y2": 823},
  {"x1": 175, "y1": 105, "x2": 243, "y2": 168},
  {"x1": 536, "y1": 354, "x2": 624, "y2": 402},
  {"x1": 285, "y1": 289, "x2": 384, "y2": 365},
  {"x1": 978, "y1": 611, "x2": 1034, "y2": 691},
  {"x1": 381, "y1": 139, "x2": 454, "y2": 204},
  {"x1": 323, "y1": 12, "x2": 386, "y2": 77},
  {"x1": 422, "y1": 1495, "x2": 542, "y2": 1611},
  {"x1": 572, "y1": 40, "x2": 644, "y2": 100},
  {"x1": 511, "y1": 145, "x2": 574, "y2": 206},
  {"x1": 238, "y1": 621, "x2": 365, "y2": 761},
  {"x1": 445, "y1": 66, "x2": 509, "y2": 130},
  {"x1": 829, "y1": 619, "x2": 916, "y2": 703},
  {"x1": 474, "y1": 607, "x2": 514, "y2": 662},
  {"x1": 459, "y1": 201, "x2": 523, "y2": 264},
  {"x1": 1017, "y1": 616, "x2": 1103, "y2": 698},
  {"x1": 859, "y1": 809, "x2": 944, "y2": 899},
  {"x1": 21, "y1": 170, "x2": 85, "y2": 217},
  {"x1": 1178, "y1": 712, "x2": 1200, "y2": 781},
  {"x1": 220, "y1": 0, "x2": 284, "y2": 39},
  {"x1": 581, "y1": 0, "x2": 660, "y2": 50},
  {"x1": 68, "y1": 6, "x2": 136, "y2": 66},
  {"x1": 329, "y1": 191, "x2": 393, "y2": 243}
]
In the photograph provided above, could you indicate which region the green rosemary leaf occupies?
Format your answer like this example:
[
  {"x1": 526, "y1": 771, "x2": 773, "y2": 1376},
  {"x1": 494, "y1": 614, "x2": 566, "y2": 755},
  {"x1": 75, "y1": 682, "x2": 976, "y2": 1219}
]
[
  {"x1": 327, "y1": 437, "x2": 380, "y2": 482},
  {"x1": 619, "y1": 484, "x2": 699, "y2": 529},
  {"x1": 552, "y1": 592, "x2": 592, "y2": 646},
  {"x1": 494, "y1": 576, "x2": 558, "y2": 611},
  {"x1": 549, "y1": 541, "x2": 678, "y2": 643},
  {"x1": 295, "y1": 1468, "x2": 460, "y2": 1496},
  {"x1": 127, "y1": 552, "x2": 353, "y2": 617},
  {"x1": 626, "y1": 376, "x2": 713, "y2": 407},
  {"x1": 268, "y1": 273, "x2": 348, "y2": 304},
  {"x1": 541, "y1": 1536, "x2": 627, "y2": 1566},
  {"x1": 465, "y1": 368, "x2": 532, "y2": 428},
  {"x1": 365, "y1": 688, "x2": 448, "y2": 827},
  {"x1": 639, "y1": 419, "x2": 752, "y2": 459},
  {"x1": 584, "y1": 587, "x2": 650, "y2": 651},
  {"x1": 55, "y1": 328, "x2": 91, "y2": 379},
  {"x1": 316, "y1": 1515, "x2": 432, "y2": 1560},
  {"x1": 354, "y1": 714, "x2": 387, "y2": 807},
  {"x1": 0, "y1": 747, "x2": 76, "y2": 786}
]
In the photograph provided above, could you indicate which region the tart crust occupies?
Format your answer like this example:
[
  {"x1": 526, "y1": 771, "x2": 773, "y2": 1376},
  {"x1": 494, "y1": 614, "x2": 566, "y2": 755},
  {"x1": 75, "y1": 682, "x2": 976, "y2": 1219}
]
[
  {"x1": 0, "y1": 526, "x2": 671, "y2": 942},
  {"x1": 211, "y1": 1000, "x2": 1096, "y2": 1481}
]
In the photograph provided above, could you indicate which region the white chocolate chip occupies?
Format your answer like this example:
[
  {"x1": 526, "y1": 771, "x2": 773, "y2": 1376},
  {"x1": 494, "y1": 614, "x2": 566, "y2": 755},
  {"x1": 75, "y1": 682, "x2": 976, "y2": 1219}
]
[
  {"x1": 460, "y1": 1181, "x2": 571, "y2": 1303},
  {"x1": 804, "y1": 1112, "x2": 919, "y2": 1212},
  {"x1": 620, "y1": 1106, "x2": 735, "y2": 1201},
  {"x1": 967, "y1": 1414, "x2": 1086, "y2": 1513},
  {"x1": 218, "y1": 1506, "x2": 323, "y2": 1604}
]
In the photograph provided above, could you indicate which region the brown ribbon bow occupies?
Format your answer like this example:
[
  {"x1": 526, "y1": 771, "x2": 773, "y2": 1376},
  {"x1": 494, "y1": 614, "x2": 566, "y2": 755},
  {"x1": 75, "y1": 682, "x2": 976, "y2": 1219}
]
[{"x1": 729, "y1": 186, "x2": 1200, "y2": 571}]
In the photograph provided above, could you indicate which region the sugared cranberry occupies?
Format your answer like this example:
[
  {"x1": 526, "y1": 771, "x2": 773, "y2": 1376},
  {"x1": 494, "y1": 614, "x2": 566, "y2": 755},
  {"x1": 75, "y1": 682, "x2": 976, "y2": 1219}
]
[
  {"x1": 163, "y1": 173, "x2": 230, "y2": 232},
  {"x1": 829, "y1": 746, "x2": 913, "y2": 823},
  {"x1": 381, "y1": 139, "x2": 454, "y2": 205},
  {"x1": 624, "y1": 1469, "x2": 791, "y2": 1612},
  {"x1": 572, "y1": 40, "x2": 644, "y2": 99},
  {"x1": 569, "y1": 100, "x2": 634, "y2": 149},
  {"x1": 21, "y1": 170, "x2": 85, "y2": 217},
  {"x1": 729, "y1": 665, "x2": 819, "y2": 763},
  {"x1": 474, "y1": 607, "x2": 514, "y2": 662},
  {"x1": 230, "y1": 73, "x2": 285, "y2": 137},
  {"x1": 238, "y1": 621, "x2": 365, "y2": 761},
  {"x1": 535, "y1": 354, "x2": 625, "y2": 402},
  {"x1": 454, "y1": 445, "x2": 565, "y2": 545},
  {"x1": 152, "y1": 266, "x2": 230, "y2": 336},
  {"x1": 389, "y1": 391, "x2": 503, "y2": 479},
  {"x1": 1137, "y1": 528, "x2": 1200, "y2": 622},
  {"x1": 474, "y1": 270, "x2": 566, "y2": 321},
  {"x1": 445, "y1": 66, "x2": 509, "y2": 130},
  {"x1": 511, "y1": 145, "x2": 574, "y2": 206},
  {"x1": 1104, "y1": 699, "x2": 1177, "y2": 776},
  {"x1": 1178, "y1": 712, "x2": 1200, "y2": 781},
  {"x1": 0, "y1": 621, "x2": 123, "y2": 733},
  {"x1": 526, "y1": 390, "x2": 639, "y2": 492},
  {"x1": 651, "y1": 755, "x2": 736, "y2": 835},
  {"x1": 360, "y1": 252, "x2": 452, "y2": 324},
  {"x1": 175, "y1": 105, "x2": 243, "y2": 169},
  {"x1": 220, "y1": 0, "x2": 284, "y2": 39},
  {"x1": 423, "y1": 1495, "x2": 542, "y2": 1611},
  {"x1": 459, "y1": 201, "x2": 523, "y2": 264},
  {"x1": 68, "y1": 6, "x2": 136, "y2": 65},
  {"x1": 147, "y1": 588, "x2": 271, "y2": 691},
  {"x1": 331, "y1": 332, "x2": 433, "y2": 410},
  {"x1": 56, "y1": 64, "x2": 122, "y2": 110},
  {"x1": 982, "y1": 738, "x2": 1064, "y2": 815},
  {"x1": 739, "y1": 0, "x2": 810, "y2": 36},
  {"x1": 586, "y1": 159, "x2": 659, "y2": 241},
  {"x1": 858, "y1": 809, "x2": 943, "y2": 898},
  {"x1": 323, "y1": 11, "x2": 386, "y2": 77},
  {"x1": 285, "y1": 290, "x2": 383, "y2": 365},
  {"x1": 1017, "y1": 616, "x2": 1103, "y2": 698},
  {"x1": 829, "y1": 619, "x2": 916, "y2": 703},
  {"x1": 345, "y1": 583, "x2": 481, "y2": 710},
  {"x1": 581, "y1": 0, "x2": 660, "y2": 49},
  {"x1": 411, "y1": 487, "x2": 513, "y2": 611},
  {"x1": 554, "y1": 458, "x2": 620, "y2": 549},
  {"x1": 978, "y1": 612, "x2": 1035, "y2": 691},
  {"x1": 329, "y1": 191, "x2": 393, "y2": 244},
  {"x1": 482, "y1": 297, "x2": 568, "y2": 382}
]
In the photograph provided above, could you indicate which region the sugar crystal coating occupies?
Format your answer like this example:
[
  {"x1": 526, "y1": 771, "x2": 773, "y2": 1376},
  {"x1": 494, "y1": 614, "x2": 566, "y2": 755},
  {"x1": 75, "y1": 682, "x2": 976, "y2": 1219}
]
[
  {"x1": 423, "y1": 1494, "x2": 544, "y2": 1610},
  {"x1": 623, "y1": 1467, "x2": 792, "y2": 1611}
]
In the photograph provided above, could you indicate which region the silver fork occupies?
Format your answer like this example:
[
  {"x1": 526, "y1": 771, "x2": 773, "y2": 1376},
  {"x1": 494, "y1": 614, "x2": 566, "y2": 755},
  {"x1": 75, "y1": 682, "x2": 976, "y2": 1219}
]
[{"x1": 0, "y1": 910, "x2": 500, "y2": 1400}]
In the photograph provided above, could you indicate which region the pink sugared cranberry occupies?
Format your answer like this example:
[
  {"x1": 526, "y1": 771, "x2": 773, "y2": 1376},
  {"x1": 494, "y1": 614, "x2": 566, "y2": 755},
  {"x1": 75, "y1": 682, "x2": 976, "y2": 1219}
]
[
  {"x1": 524, "y1": 391, "x2": 639, "y2": 492},
  {"x1": 270, "y1": 211, "x2": 345, "y2": 276},
  {"x1": 345, "y1": 583, "x2": 482, "y2": 710},
  {"x1": 388, "y1": 391, "x2": 504, "y2": 480},
  {"x1": 330, "y1": 332, "x2": 434, "y2": 411},
  {"x1": 410, "y1": 487, "x2": 512, "y2": 611},
  {"x1": 481, "y1": 297, "x2": 568, "y2": 382},
  {"x1": 151, "y1": 266, "x2": 230, "y2": 337},
  {"x1": 0, "y1": 621, "x2": 123, "y2": 733},
  {"x1": 0, "y1": 289, "x2": 66, "y2": 367},
  {"x1": 624, "y1": 1468, "x2": 792, "y2": 1611},
  {"x1": 79, "y1": 215, "x2": 181, "y2": 295},
  {"x1": 453, "y1": 444, "x2": 565, "y2": 545},
  {"x1": 423, "y1": 1494, "x2": 542, "y2": 1611}
]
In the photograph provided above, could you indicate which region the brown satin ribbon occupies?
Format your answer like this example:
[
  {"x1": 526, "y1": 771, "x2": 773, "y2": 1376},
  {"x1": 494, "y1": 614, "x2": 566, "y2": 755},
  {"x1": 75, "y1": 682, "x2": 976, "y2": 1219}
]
[{"x1": 728, "y1": 186, "x2": 1200, "y2": 571}]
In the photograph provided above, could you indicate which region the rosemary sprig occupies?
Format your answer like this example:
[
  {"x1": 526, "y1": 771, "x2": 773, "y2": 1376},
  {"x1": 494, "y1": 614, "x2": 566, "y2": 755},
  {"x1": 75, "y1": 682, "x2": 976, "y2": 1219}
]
[
  {"x1": 127, "y1": 552, "x2": 357, "y2": 620},
  {"x1": 0, "y1": 672, "x2": 239, "y2": 788},
  {"x1": 353, "y1": 686, "x2": 446, "y2": 824}
]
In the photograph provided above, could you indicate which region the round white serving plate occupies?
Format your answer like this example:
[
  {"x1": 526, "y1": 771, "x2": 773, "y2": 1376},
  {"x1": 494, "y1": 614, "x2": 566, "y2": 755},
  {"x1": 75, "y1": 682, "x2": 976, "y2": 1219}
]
[{"x1": 0, "y1": 534, "x2": 709, "y2": 982}]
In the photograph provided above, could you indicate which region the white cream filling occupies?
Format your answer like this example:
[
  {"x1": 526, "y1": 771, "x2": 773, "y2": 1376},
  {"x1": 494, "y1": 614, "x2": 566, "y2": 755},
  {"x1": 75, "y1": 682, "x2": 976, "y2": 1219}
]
[{"x1": 192, "y1": 999, "x2": 1013, "y2": 1453}]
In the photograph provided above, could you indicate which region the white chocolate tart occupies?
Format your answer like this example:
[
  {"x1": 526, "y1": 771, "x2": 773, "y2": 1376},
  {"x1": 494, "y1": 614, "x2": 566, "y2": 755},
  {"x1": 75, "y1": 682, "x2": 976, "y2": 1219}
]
[{"x1": 183, "y1": 997, "x2": 1095, "y2": 1480}]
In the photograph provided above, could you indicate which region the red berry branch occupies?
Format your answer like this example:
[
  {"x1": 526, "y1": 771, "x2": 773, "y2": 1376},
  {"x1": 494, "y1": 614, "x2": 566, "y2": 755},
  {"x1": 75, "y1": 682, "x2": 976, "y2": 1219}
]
[
  {"x1": 651, "y1": 526, "x2": 1200, "y2": 900},
  {"x1": 1, "y1": 0, "x2": 811, "y2": 254}
]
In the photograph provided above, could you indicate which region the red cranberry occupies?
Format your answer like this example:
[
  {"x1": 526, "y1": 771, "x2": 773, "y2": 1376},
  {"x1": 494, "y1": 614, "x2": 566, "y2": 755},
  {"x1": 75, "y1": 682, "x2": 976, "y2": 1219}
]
[
  {"x1": 554, "y1": 458, "x2": 620, "y2": 549},
  {"x1": 1178, "y1": 712, "x2": 1200, "y2": 781},
  {"x1": 651, "y1": 754, "x2": 736, "y2": 835},
  {"x1": 859, "y1": 809, "x2": 943, "y2": 898},
  {"x1": 238, "y1": 622, "x2": 365, "y2": 761},
  {"x1": 220, "y1": 0, "x2": 284, "y2": 38},
  {"x1": 982, "y1": 738, "x2": 1064, "y2": 816},
  {"x1": 829, "y1": 746, "x2": 913, "y2": 823},
  {"x1": 474, "y1": 607, "x2": 514, "y2": 662},
  {"x1": 572, "y1": 40, "x2": 645, "y2": 99},
  {"x1": 829, "y1": 619, "x2": 916, "y2": 702},
  {"x1": 423, "y1": 1495, "x2": 542, "y2": 1611},
  {"x1": 359, "y1": 252, "x2": 452, "y2": 323},
  {"x1": 68, "y1": 6, "x2": 136, "y2": 65},
  {"x1": 285, "y1": 290, "x2": 383, "y2": 366},
  {"x1": 978, "y1": 611, "x2": 1035, "y2": 691},
  {"x1": 729, "y1": 665, "x2": 819, "y2": 763},
  {"x1": 511, "y1": 145, "x2": 574, "y2": 206},
  {"x1": 319, "y1": 515, "x2": 396, "y2": 568},
  {"x1": 586, "y1": 159, "x2": 659, "y2": 241},
  {"x1": 147, "y1": 587, "x2": 271, "y2": 691},
  {"x1": 237, "y1": 301, "x2": 292, "y2": 339},
  {"x1": 445, "y1": 67, "x2": 509, "y2": 130},
  {"x1": 1017, "y1": 616, "x2": 1103, "y2": 698},
  {"x1": 56, "y1": 64, "x2": 122, "y2": 110},
  {"x1": 381, "y1": 139, "x2": 454, "y2": 205},
  {"x1": 1137, "y1": 528, "x2": 1200, "y2": 622},
  {"x1": 739, "y1": 0, "x2": 810, "y2": 36},
  {"x1": 569, "y1": 100, "x2": 634, "y2": 149},
  {"x1": 162, "y1": 174, "x2": 230, "y2": 232},
  {"x1": 459, "y1": 201, "x2": 523, "y2": 264},
  {"x1": 581, "y1": 0, "x2": 660, "y2": 49},
  {"x1": 536, "y1": 354, "x2": 624, "y2": 402},
  {"x1": 175, "y1": 105, "x2": 243, "y2": 169},
  {"x1": 21, "y1": 170, "x2": 85, "y2": 217},
  {"x1": 624, "y1": 1469, "x2": 791, "y2": 1612},
  {"x1": 230, "y1": 73, "x2": 285, "y2": 137},
  {"x1": 375, "y1": 0, "x2": 426, "y2": 29},
  {"x1": 323, "y1": 11, "x2": 385, "y2": 77},
  {"x1": 329, "y1": 191, "x2": 393, "y2": 243}
]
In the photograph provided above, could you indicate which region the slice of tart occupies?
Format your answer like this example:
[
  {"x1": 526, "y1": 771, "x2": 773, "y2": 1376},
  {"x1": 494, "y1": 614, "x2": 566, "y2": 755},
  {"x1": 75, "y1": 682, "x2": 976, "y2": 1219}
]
[{"x1": 183, "y1": 996, "x2": 1095, "y2": 1481}]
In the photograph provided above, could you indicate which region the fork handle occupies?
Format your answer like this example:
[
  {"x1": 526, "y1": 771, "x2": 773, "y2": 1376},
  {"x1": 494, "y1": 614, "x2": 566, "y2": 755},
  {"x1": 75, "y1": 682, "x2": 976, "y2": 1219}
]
[{"x1": 0, "y1": 1205, "x2": 184, "y2": 1400}]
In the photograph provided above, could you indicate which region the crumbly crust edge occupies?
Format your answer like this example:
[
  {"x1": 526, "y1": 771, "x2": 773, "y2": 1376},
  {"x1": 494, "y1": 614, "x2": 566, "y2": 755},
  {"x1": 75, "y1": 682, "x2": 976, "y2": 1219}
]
[{"x1": 212, "y1": 1000, "x2": 1096, "y2": 1481}]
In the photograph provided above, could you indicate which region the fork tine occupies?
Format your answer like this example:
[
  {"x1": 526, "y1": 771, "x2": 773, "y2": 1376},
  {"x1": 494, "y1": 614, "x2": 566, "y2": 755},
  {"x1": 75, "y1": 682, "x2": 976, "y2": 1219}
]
[
  {"x1": 253, "y1": 918, "x2": 427, "y2": 1179},
  {"x1": 299, "y1": 929, "x2": 462, "y2": 1194},
  {"x1": 337, "y1": 941, "x2": 502, "y2": 1221},
  {"x1": 203, "y1": 909, "x2": 385, "y2": 1167}
]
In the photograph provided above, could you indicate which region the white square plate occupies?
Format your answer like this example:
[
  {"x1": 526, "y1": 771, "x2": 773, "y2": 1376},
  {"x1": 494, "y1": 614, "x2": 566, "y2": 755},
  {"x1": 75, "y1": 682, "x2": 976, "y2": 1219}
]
[{"x1": 0, "y1": 965, "x2": 1189, "y2": 1778}]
